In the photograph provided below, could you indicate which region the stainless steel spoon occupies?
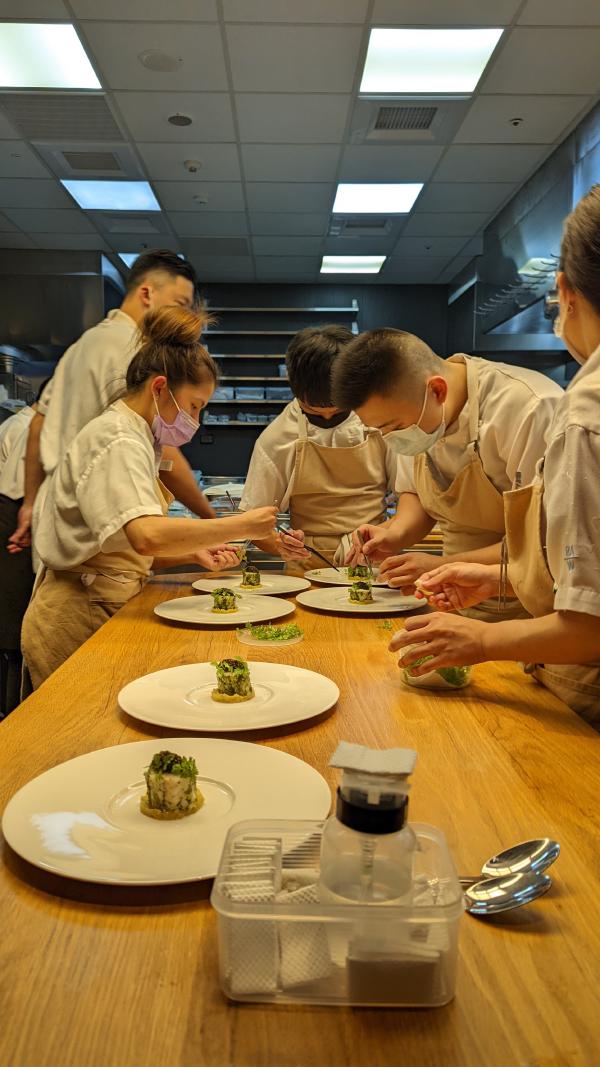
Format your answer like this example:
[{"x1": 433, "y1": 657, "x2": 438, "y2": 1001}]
[
  {"x1": 464, "y1": 871, "x2": 552, "y2": 916},
  {"x1": 459, "y1": 838, "x2": 560, "y2": 888}
]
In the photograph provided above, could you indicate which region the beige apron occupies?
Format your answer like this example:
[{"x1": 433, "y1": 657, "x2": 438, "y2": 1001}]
[
  {"x1": 413, "y1": 357, "x2": 527, "y2": 623},
  {"x1": 505, "y1": 477, "x2": 600, "y2": 726},
  {"x1": 22, "y1": 477, "x2": 173, "y2": 690},
  {"x1": 287, "y1": 417, "x2": 389, "y2": 572}
]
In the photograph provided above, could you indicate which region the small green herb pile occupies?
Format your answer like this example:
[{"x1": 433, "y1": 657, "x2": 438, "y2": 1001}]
[
  {"x1": 406, "y1": 656, "x2": 470, "y2": 687},
  {"x1": 241, "y1": 623, "x2": 303, "y2": 642},
  {"x1": 147, "y1": 751, "x2": 198, "y2": 778}
]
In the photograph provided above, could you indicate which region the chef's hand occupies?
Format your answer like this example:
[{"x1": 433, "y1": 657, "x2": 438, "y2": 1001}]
[
  {"x1": 413, "y1": 563, "x2": 501, "y2": 612},
  {"x1": 194, "y1": 546, "x2": 241, "y2": 572},
  {"x1": 276, "y1": 528, "x2": 311, "y2": 561},
  {"x1": 379, "y1": 552, "x2": 442, "y2": 590},
  {"x1": 388, "y1": 612, "x2": 489, "y2": 675},
  {"x1": 346, "y1": 524, "x2": 395, "y2": 565},
  {"x1": 234, "y1": 506, "x2": 277, "y2": 541},
  {"x1": 7, "y1": 502, "x2": 33, "y2": 554}
]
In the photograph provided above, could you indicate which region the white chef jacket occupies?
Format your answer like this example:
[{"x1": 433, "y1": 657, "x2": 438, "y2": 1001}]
[
  {"x1": 239, "y1": 399, "x2": 398, "y2": 512},
  {"x1": 0, "y1": 406, "x2": 34, "y2": 470},
  {"x1": 35, "y1": 400, "x2": 163, "y2": 571},
  {"x1": 38, "y1": 309, "x2": 139, "y2": 475},
  {"x1": 395, "y1": 355, "x2": 563, "y2": 496},
  {"x1": 0, "y1": 406, "x2": 35, "y2": 500},
  {"x1": 543, "y1": 342, "x2": 600, "y2": 617}
]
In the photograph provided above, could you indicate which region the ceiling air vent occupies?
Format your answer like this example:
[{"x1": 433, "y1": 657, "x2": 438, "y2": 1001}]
[
  {"x1": 344, "y1": 217, "x2": 389, "y2": 231},
  {"x1": 374, "y1": 106, "x2": 437, "y2": 132},
  {"x1": 62, "y1": 151, "x2": 122, "y2": 172},
  {"x1": 0, "y1": 93, "x2": 123, "y2": 141}
]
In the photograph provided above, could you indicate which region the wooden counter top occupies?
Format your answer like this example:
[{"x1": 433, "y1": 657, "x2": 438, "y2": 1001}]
[{"x1": 1, "y1": 574, "x2": 598, "y2": 1066}]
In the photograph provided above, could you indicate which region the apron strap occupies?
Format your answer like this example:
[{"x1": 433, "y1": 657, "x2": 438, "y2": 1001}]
[{"x1": 464, "y1": 357, "x2": 481, "y2": 447}]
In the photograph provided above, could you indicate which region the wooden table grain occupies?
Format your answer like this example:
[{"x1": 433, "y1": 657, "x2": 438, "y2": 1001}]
[{"x1": 1, "y1": 574, "x2": 599, "y2": 1067}]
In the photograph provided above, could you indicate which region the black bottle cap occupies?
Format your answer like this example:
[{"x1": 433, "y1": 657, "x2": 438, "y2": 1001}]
[{"x1": 335, "y1": 787, "x2": 408, "y2": 835}]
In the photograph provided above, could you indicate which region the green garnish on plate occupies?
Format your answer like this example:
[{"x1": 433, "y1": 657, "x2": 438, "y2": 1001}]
[
  {"x1": 146, "y1": 751, "x2": 198, "y2": 778},
  {"x1": 241, "y1": 623, "x2": 304, "y2": 642}
]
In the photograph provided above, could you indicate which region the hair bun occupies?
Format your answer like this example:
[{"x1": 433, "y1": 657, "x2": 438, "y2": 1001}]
[{"x1": 141, "y1": 305, "x2": 211, "y2": 347}]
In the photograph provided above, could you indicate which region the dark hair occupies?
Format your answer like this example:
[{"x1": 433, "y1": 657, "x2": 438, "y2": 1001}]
[
  {"x1": 126, "y1": 306, "x2": 218, "y2": 393},
  {"x1": 285, "y1": 325, "x2": 354, "y2": 406},
  {"x1": 125, "y1": 249, "x2": 198, "y2": 300},
  {"x1": 561, "y1": 184, "x2": 600, "y2": 316},
  {"x1": 331, "y1": 329, "x2": 441, "y2": 410},
  {"x1": 35, "y1": 377, "x2": 52, "y2": 403}
]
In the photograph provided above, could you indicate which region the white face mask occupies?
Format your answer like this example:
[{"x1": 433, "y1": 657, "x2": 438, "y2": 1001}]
[
  {"x1": 385, "y1": 386, "x2": 446, "y2": 456},
  {"x1": 553, "y1": 303, "x2": 587, "y2": 366}
]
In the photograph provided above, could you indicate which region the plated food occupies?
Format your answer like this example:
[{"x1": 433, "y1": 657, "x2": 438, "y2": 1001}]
[
  {"x1": 211, "y1": 587, "x2": 239, "y2": 613},
  {"x1": 155, "y1": 594, "x2": 295, "y2": 627},
  {"x1": 347, "y1": 563, "x2": 372, "y2": 581},
  {"x1": 240, "y1": 563, "x2": 262, "y2": 589},
  {"x1": 192, "y1": 573, "x2": 310, "y2": 597},
  {"x1": 236, "y1": 622, "x2": 304, "y2": 648},
  {"x1": 211, "y1": 658, "x2": 255, "y2": 703},
  {"x1": 296, "y1": 586, "x2": 427, "y2": 616},
  {"x1": 304, "y1": 567, "x2": 385, "y2": 587},
  {"x1": 140, "y1": 750, "x2": 204, "y2": 820},
  {"x1": 348, "y1": 580, "x2": 374, "y2": 604}
]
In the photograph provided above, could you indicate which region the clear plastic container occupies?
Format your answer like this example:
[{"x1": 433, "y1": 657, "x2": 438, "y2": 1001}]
[{"x1": 211, "y1": 819, "x2": 463, "y2": 1007}]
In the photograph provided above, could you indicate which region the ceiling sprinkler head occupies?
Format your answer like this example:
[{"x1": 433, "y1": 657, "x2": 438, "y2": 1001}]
[
  {"x1": 139, "y1": 50, "x2": 183, "y2": 72},
  {"x1": 184, "y1": 159, "x2": 202, "y2": 174},
  {"x1": 168, "y1": 113, "x2": 193, "y2": 127},
  {"x1": 509, "y1": 116, "x2": 524, "y2": 127}
]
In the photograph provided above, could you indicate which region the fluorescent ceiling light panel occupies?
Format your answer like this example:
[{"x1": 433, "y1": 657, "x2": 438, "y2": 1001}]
[
  {"x1": 118, "y1": 253, "x2": 138, "y2": 268},
  {"x1": 0, "y1": 23, "x2": 100, "y2": 89},
  {"x1": 61, "y1": 180, "x2": 160, "y2": 212},
  {"x1": 321, "y1": 256, "x2": 386, "y2": 274},
  {"x1": 360, "y1": 28, "x2": 503, "y2": 95},
  {"x1": 333, "y1": 183, "x2": 422, "y2": 214}
]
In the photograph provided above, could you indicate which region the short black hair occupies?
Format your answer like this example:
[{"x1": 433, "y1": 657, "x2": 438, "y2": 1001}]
[
  {"x1": 35, "y1": 377, "x2": 52, "y2": 403},
  {"x1": 125, "y1": 249, "x2": 198, "y2": 298},
  {"x1": 331, "y1": 329, "x2": 441, "y2": 410},
  {"x1": 285, "y1": 325, "x2": 354, "y2": 406}
]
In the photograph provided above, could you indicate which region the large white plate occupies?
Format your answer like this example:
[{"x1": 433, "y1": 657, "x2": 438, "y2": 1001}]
[
  {"x1": 118, "y1": 662, "x2": 338, "y2": 732},
  {"x1": 1, "y1": 738, "x2": 331, "y2": 885},
  {"x1": 203, "y1": 482, "x2": 245, "y2": 498},
  {"x1": 192, "y1": 572, "x2": 310, "y2": 596},
  {"x1": 305, "y1": 566, "x2": 385, "y2": 587},
  {"x1": 154, "y1": 594, "x2": 295, "y2": 626},
  {"x1": 296, "y1": 586, "x2": 427, "y2": 616}
]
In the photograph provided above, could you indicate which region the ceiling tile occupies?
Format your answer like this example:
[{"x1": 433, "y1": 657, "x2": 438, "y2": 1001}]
[
  {"x1": 32, "y1": 234, "x2": 110, "y2": 251},
  {"x1": 0, "y1": 233, "x2": 37, "y2": 248},
  {"x1": 0, "y1": 141, "x2": 50, "y2": 178},
  {"x1": 482, "y1": 29, "x2": 600, "y2": 94},
  {"x1": 392, "y1": 236, "x2": 468, "y2": 258},
  {"x1": 168, "y1": 211, "x2": 248, "y2": 236},
  {"x1": 0, "y1": 110, "x2": 18, "y2": 140},
  {"x1": 3, "y1": 209, "x2": 96, "y2": 234},
  {"x1": 255, "y1": 255, "x2": 319, "y2": 274},
  {"x1": 323, "y1": 234, "x2": 398, "y2": 255},
  {"x1": 252, "y1": 235, "x2": 323, "y2": 256},
  {"x1": 246, "y1": 182, "x2": 333, "y2": 213},
  {"x1": 418, "y1": 182, "x2": 515, "y2": 213},
  {"x1": 371, "y1": 0, "x2": 520, "y2": 23},
  {"x1": 249, "y1": 213, "x2": 329, "y2": 235},
  {"x1": 235, "y1": 94, "x2": 350, "y2": 143},
  {"x1": 403, "y1": 212, "x2": 489, "y2": 236},
  {"x1": 83, "y1": 22, "x2": 227, "y2": 92},
  {"x1": 241, "y1": 145, "x2": 339, "y2": 182},
  {"x1": 137, "y1": 143, "x2": 240, "y2": 181},
  {"x1": 339, "y1": 145, "x2": 443, "y2": 181},
  {"x1": 154, "y1": 181, "x2": 245, "y2": 212},
  {"x1": 0, "y1": 179, "x2": 73, "y2": 209},
  {"x1": 0, "y1": 210, "x2": 18, "y2": 232},
  {"x1": 227, "y1": 26, "x2": 362, "y2": 92},
  {"x1": 0, "y1": 0, "x2": 67, "y2": 12},
  {"x1": 434, "y1": 145, "x2": 548, "y2": 183},
  {"x1": 224, "y1": 0, "x2": 367, "y2": 21},
  {"x1": 111, "y1": 235, "x2": 182, "y2": 253},
  {"x1": 179, "y1": 249, "x2": 255, "y2": 274},
  {"x1": 89, "y1": 211, "x2": 171, "y2": 236},
  {"x1": 381, "y1": 256, "x2": 450, "y2": 282},
  {"x1": 455, "y1": 95, "x2": 592, "y2": 144},
  {"x1": 114, "y1": 92, "x2": 235, "y2": 143},
  {"x1": 518, "y1": 0, "x2": 600, "y2": 24},
  {"x1": 460, "y1": 235, "x2": 484, "y2": 256},
  {"x1": 72, "y1": 0, "x2": 217, "y2": 18},
  {"x1": 437, "y1": 255, "x2": 475, "y2": 283}
]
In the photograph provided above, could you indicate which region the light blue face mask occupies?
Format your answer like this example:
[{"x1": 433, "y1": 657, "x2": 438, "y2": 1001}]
[{"x1": 384, "y1": 387, "x2": 446, "y2": 457}]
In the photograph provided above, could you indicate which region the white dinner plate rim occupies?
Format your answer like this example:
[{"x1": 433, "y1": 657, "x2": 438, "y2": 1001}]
[
  {"x1": 295, "y1": 587, "x2": 427, "y2": 615},
  {"x1": 154, "y1": 594, "x2": 295, "y2": 626}
]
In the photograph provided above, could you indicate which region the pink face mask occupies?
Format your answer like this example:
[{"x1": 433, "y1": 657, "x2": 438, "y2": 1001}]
[{"x1": 152, "y1": 389, "x2": 199, "y2": 447}]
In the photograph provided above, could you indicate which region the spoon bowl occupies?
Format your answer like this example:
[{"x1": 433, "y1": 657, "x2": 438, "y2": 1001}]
[
  {"x1": 481, "y1": 838, "x2": 560, "y2": 879},
  {"x1": 464, "y1": 871, "x2": 552, "y2": 916}
]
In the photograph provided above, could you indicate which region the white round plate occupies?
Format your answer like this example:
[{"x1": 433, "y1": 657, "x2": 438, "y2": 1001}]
[
  {"x1": 236, "y1": 630, "x2": 303, "y2": 649},
  {"x1": 305, "y1": 566, "x2": 385, "y2": 587},
  {"x1": 1, "y1": 738, "x2": 331, "y2": 885},
  {"x1": 154, "y1": 594, "x2": 295, "y2": 627},
  {"x1": 192, "y1": 572, "x2": 310, "y2": 596},
  {"x1": 296, "y1": 586, "x2": 427, "y2": 615},
  {"x1": 119, "y1": 661, "x2": 337, "y2": 732}
]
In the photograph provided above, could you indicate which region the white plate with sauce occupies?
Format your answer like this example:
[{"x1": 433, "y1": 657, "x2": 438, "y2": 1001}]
[
  {"x1": 305, "y1": 567, "x2": 386, "y2": 587},
  {"x1": 118, "y1": 661, "x2": 338, "y2": 732},
  {"x1": 1, "y1": 738, "x2": 331, "y2": 885},
  {"x1": 192, "y1": 572, "x2": 310, "y2": 596},
  {"x1": 154, "y1": 593, "x2": 295, "y2": 627},
  {"x1": 296, "y1": 586, "x2": 427, "y2": 616}
]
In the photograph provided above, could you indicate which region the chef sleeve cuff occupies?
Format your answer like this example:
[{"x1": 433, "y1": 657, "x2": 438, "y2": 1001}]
[{"x1": 553, "y1": 584, "x2": 600, "y2": 619}]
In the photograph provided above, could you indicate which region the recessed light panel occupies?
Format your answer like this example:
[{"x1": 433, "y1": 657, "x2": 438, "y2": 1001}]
[
  {"x1": 360, "y1": 28, "x2": 503, "y2": 95},
  {"x1": 0, "y1": 23, "x2": 100, "y2": 89},
  {"x1": 333, "y1": 183, "x2": 423, "y2": 214},
  {"x1": 118, "y1": 253, "x2": 138, "y2": 268},
  {"x1": 321, "y1": 256, "x2": 386, "y2": 274},
  {"x1": 61, "y1": 180, "x2": 160, "y2": 212}
]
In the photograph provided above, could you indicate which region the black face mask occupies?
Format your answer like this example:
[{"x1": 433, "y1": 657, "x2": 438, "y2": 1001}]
[{"x1": 302, "y1": 409, "x2": 351, "y2": 429}]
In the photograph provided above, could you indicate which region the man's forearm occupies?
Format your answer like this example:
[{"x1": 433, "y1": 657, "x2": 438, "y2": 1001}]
[
  {"x1": 481, "y1": 610, "x2": 600, "y2": 665},
  {"x1": 23, "y1": 412, "x2": 45, "y2": 505},
  {"x1": 160, "y1": 447, "x2": 216, "y2": 518}
]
